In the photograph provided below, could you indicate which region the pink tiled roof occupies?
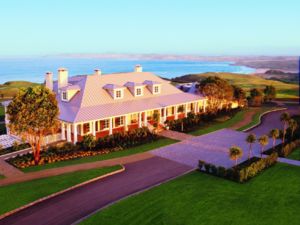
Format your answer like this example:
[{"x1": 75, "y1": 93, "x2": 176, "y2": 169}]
[{"x1": 53, "y1": 71, "x2": 205, "y2": 123}]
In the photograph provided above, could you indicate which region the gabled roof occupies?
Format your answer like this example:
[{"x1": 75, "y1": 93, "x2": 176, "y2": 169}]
[
  {"x1": 103, "y1": 84, "x2": 124, "y2": 90},
  {"x1": 53, "y1": 71, "x2": 205, "y2": 123},
  {"x1": 60, "y1": 85, "x2": 81, "y2": 91},
  {"x1": 124, "y1": 82, "x2": 145, "y2": 88},
  {"x1": 143, "y1": 80, "x2": 161, "y2": 85}
]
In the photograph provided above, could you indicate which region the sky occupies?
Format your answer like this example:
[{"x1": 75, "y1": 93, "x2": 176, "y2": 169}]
[{"x1": 0, "y1": 0, "x2": 300, "y2": 56}]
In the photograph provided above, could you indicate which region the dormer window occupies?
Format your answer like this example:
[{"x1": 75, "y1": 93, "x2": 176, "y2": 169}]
[
  {"x1": 135, "y1": 87, "x2": 142, "y2": 96},
  {"x1": 154, "y1": 85, "x2": 160, "y2": 94},
  {"x1": 115, "y1": 89, "x2": 123, "y2": 99},
  {"x1": 62, "y1": 91, "x2": 68, "y2": 101}
]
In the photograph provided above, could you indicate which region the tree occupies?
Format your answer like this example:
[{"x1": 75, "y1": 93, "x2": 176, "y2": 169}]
[
  {"x1": 249, "y1": 88, "x2": 263, "y2": 106},
  {"x1": 177, "y1": 105, "x2": 185, "y2": 131},
  {"x1": 246, "y1": 133, "x2": 256, "y2": 159},
  {"x1": 232, "y1": 85, "x2": 246, "y2": 107},
  {"x1": 280, "y1": 112, "x2": 290, "y2": 143},
  {"x1": 288, "y1": 119, "x2": 298, "y2": 140},
  {"x1": 7, "y1": 86, "x2": 59, "y2": 164},
  {"x1": 229, "y1": 145, "x2": 243, "y2": 166},
  {"x1": 263, "y1": 85, "x2": 276, "y2": 102},
  {"x1": 199, "y1": 76, "x2": 234, "y2": 112},
  {"x1": 258, "y1": 135, "x2": 269, "y2": 157},
  {"x1": 82, "y1": 134, "x2": 96, "y2": 150},
  {"x1": 269, "y1": 129, "x2": 279, "y2": 149}
]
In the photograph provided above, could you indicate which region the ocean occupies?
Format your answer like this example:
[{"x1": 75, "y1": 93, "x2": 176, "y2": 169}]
[{"x1": 0, "y1": 58, "x2": 255, "y2": 84}]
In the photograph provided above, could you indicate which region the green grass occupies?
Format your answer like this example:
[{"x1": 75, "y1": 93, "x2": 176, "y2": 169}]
[
  {"x1": 237, "y1": 107, "x2": 276, "y2": 131},
  {"x1": 81, "y1": 163, "x2": 300, "y2": 225},
  {"x1": 22, "y1": 138, "x2": 177, "y2": 173},
  {"x1": 175, "y1": 72, "x2": 299, "y2": 99},
  {"x1": 287, "y1": 147, "x2": 300, "y2": 161},
  {"x1": 0, "y1": 175, "x2": 4, "y2": 179},
  {"x1": 189, "y1": 109, "x2": 248, "y2": 136},
  {"x1": 0, "y1": 165, "x2": 122, "y2": 215},
  {"x1": 0, "y1": 81, "x2": 39, "y2": 99}
]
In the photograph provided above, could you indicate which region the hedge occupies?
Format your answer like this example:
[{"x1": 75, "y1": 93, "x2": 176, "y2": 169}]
[
  {"x1": 198, "y1": 152, "x2": 278, "y2": 183},
  {"x1": 264, "y1": 139, "x2": 300, "y2": 157}
]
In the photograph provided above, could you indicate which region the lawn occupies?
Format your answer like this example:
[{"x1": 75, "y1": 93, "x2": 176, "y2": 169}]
[
  {"x1": 0, "y1": 106, "x2": 4, "y2": 121},
  {"x1": 22, "y1": 138, "x2": 177, "y2": 172},
  {"x1": 0, "y1": 165, "x2": 122, "y2": 215},
  {"x1": 81, "y1": 163, "x2": 300, "y2": 225},
  {"x1": 237, "y1": 106, "x2": 276, "y2": 131},
  {"x1": 287, "y1": 147, "x2": 300, "y2": 161},
  {"x1": 0, "y1": 81, "x2": 39, "y2": 99},
  {"x1": 0, "y1": 175, "x2": 4, "y2": 179},
  {"x1": 189, "y1": 109, "x2": 248, "y2": 136}
]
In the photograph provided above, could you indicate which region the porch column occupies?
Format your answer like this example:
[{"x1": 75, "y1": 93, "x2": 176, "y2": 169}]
[
  {"x1": 162, "y1": 107, "x2": 167, "y2": 124},
  {"x1": 203, "y1": 100, "x2": 207, "y2": 113},
  {"x1": 124, "y1": 115, "x2": 128, "y2": 131},
  {"x1": 143, "y1": 111, "x2": 147, "y2": 126},
  {"x1": 61, "y1": 122, "x2": 66, "y2": 140},
  {"x1": 91, "y1": 121, "x2": 96, "y2": 136},
  {"x1": 109, "y1": 117, "x2": 113, "y2": 135},
  {"x1": 138, "y1": 112, "x2": 142, "y2": 128},
  {"x1": 67, "y1": 123, "x2": 71, "y2": 142},
  {"x1": 73, "y1": 123, "x2": 78, "y2": 144},
  {"x1": 174, "y1": 105, "x2": 178, "y2": 120},
  {"x1": 4, "y1": 106, "x2": 10, "y2": 135},
  {"x1": 185, "y1": 103, "x2": 188, "y2": 117},
  {"x1": 195, "y1": 102, "x2": 199, "y2": 114}
]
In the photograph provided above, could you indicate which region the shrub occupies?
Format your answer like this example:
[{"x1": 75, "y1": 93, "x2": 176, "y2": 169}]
[
  {"x1": 211, "y1": 165, "x2": 218, "y2": 175},
  {"x1": 217, "y1": 166, "x2": 226, "y2": 177},
  {"x1": 198, "y1": 160, "x2": 205, "y2": 170},
  {"x1": 204, "y1": 163, "x2": 211, "y2": 173},
  {"x1": 82, "y1": 134, "x2": 96, "y2": 150}
]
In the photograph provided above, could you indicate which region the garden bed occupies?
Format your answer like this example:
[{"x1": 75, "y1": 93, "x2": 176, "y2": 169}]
[{"x1": 198, "y1": 152, "x2": 278, "y2": 183}]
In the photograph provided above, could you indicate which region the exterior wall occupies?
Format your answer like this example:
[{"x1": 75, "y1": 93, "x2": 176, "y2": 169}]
[
  {"x1": 177, "y1": 113, "x2": 185, "y2": 119},
  {"x1": 128, "y1": 124, "x2": 139, "y2": 131}
]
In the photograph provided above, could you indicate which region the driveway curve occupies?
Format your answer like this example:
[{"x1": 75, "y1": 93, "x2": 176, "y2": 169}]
[{"x1": 0, "y1": 157, "x2": 192, "y2": 225}]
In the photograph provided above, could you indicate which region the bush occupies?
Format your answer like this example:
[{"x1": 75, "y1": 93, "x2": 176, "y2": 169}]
[
  {"x1": 198, "y1": 160, "x2": 205, "y2": 170},
  {"x1": 264, "y1": 139, "x2": 300, "y2": 157},
  {"x1": 198, "y1": 152, "x2": 278, "y2": 183}
]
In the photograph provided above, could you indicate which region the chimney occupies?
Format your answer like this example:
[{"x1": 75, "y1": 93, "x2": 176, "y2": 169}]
[
  {"x1": 58, "y1": 68, "x2": 68, "y2": 89},
  {"x1": 94, "y1": 69, "x2": 102, "y2": 76},
  {"x1": 134, "y1": 65, "x2": 143, "y2": 72},
  {"x1": 45, "y1": 72, "x2": 53, "y2": 91}
]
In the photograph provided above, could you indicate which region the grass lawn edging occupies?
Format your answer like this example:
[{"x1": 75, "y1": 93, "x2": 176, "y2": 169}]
[
  {"x1": 242, "y1": 107, "x2": 287, "y2": 132},
  {"x1": 0, "y1": 165, "x2": 125, "y2": 220}
]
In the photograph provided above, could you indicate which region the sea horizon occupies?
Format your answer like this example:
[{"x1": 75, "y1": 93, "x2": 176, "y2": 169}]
[{"x1": 0, "y1": 58, "x2": 255, "y2": 84}]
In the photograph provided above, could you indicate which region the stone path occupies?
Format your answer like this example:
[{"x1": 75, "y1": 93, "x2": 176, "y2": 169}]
[
  {"x1": 0, "y1": 159, "x2": 23, "y2": 178},
  {"x1": 277, "y1": 157, "x2": 300, "y2": 167},
  {"x1": 159, "y1": 129, "x2": 193, "y2": 141}
]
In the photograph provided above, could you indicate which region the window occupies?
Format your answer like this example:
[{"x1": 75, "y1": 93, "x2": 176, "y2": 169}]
[
  {"x1": 136, "y1": 88, "x2": 142, "y2": 96},
  {"x1": 83, "y1": 123, "x2": 90, "y2": 134},
  {"x1": 115, "y1": 117, "x2": 124, "y2": 127},
  {"x1": 62, "y1": 91, "x2": 67, "y2": 101},
  {"x1": 100, "y1": 119, "x2": 109, "y2": 130},
  {"x1": 130, "y1": 113, "x2": 138, "y2": 124},
  {"x1": 115, "y1": 90, "x2": 122, "y2": 99},
  {"x1": 154, "y1": 85, "x2": 160, "y2": 94}
]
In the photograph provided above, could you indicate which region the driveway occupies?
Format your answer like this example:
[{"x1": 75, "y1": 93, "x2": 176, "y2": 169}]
[
  {"x1": 0, "y1": 157, "x2": 192, "y2": 225},
  {"x1": 151, "y1": 128, "x2": 276, "y2": 169}
]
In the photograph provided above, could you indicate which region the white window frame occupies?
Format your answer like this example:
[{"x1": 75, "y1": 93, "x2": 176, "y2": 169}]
[
  {"x1": 115, "y1": 116, "x2": 124, "y2": 127},
  {"x1": 62, "y1": 91, "x2": 68, "y2": 101},
  {"x1": 153, "y1": 85, "x2": 160, "y2": 94},
  {"x1": 102, "y1": 119, "x2": 110, "y2": 130},
  {"x1": 135, "y1": 87, "x2": 143, "y2": 96},
  {"x1": 114, "y1": 89, "x2": 124, "y2": 99}
]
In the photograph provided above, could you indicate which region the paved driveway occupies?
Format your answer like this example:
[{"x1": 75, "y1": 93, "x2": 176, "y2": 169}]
[
  {"x1": 0, "y1": 157, "x2": 192, "y2": 225},
  {"x1": 151, "y1": 129, "x2": 276, "y2": 168}
]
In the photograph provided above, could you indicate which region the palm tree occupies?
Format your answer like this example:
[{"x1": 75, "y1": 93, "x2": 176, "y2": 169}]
[
  {"x1": 258, "y1": 135, "x2": 269, "y2": 157},
  {"x1": 288, "y1": 119, "x2": 298, "y2": 140},
  {"x1": 246, "y1": 133, "x2": 256, "y2": 159},
  {"x1": 280, "y1": 112, "x2": 290, "y2": 144},
  {"x1": 269, "y1": 129, "x2": 279, "y2": 149},
  {"x1": 229, "y1": 145, "x2": 243, "y2": 166}
]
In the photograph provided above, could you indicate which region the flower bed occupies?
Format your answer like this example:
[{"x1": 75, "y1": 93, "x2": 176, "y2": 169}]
[
  {"x1": 198, "y1": 152, "x2": 278, "y2": 183},
  {"x1": 7, "y1": 127, "x2": 159, "y2": 169}
]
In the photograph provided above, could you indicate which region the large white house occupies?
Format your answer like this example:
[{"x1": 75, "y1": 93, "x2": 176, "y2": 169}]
[{"x1": 4, "y1": 65, "x2": 207, "y2": 144}]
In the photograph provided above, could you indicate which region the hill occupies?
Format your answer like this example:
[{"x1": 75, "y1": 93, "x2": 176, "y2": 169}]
[
  {"x1": 171, "y1": 72, "x2": 299, "y2": 99},
  {"x1": 0, "y1": 81, "x2": 40, "y2": 99}
]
